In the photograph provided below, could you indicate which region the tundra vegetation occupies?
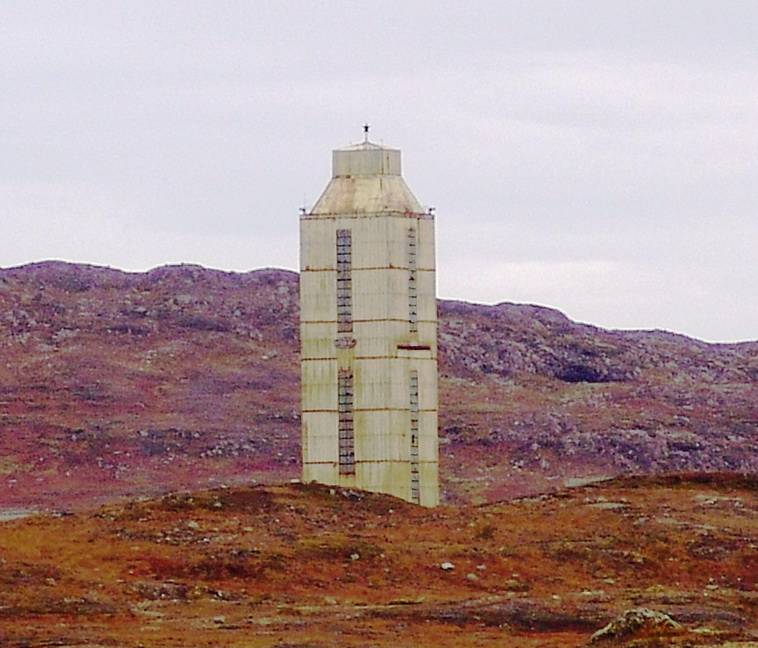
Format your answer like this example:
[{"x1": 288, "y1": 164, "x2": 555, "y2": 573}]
[{"x1": 0, "y1": 474, "x2": 755, "y2": 646}]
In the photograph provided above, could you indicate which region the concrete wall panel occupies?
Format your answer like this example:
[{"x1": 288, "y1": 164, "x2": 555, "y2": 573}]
[
  {"x1": 301, "y1": 219, "x2": 338, "y2": 270},
  {"x1": 301, "y1": 359, "x2": 336, "y2": 410},
  {"x1": 300, "y1": 271, "x2": 336, "y2": 322},
  {"x1": 302, "y1": 411, "x2": 338, "y2": 463}
]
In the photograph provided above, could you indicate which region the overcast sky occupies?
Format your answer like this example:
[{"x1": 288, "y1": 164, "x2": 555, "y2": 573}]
[{"x1": 1, "y1": 1, "x2": 756, "y2": 342}]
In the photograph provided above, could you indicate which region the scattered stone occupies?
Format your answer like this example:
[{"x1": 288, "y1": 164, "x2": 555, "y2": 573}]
[
  {"x1": 440, "y1": 562, "x2": 455, "y2": 571},
  {"x1": 585, "y1": 501, "x2": 628, "y2": 511},
  {"x1": 579, "y1": 589, "x2": 609, "y2": 603},
  {"x1": 186, "y1": 520, "x2": 200, "y2": 530},
  {"x1": 504, "y1": 578, "x2": 529, "y2": 592},
  {"x1": 466, "y1": 572, "x2": 478, "y2": 582},
  {"x1": 565, "y1": 476, "x2": 613, "y2": 488},
  {"x1": 350, "y1": 553, "x2": 360, "y2": 561},
  {"x1": 590, "y1": 607, "x2": 683, "y2": 644}
]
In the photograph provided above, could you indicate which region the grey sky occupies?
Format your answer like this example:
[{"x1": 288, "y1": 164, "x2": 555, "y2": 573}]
[{"x1": 1, "y1": 1, "x2": 756, "y2": 342}]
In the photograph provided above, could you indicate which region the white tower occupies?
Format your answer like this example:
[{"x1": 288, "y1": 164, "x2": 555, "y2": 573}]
[{"x1": 300, "y1": 132, "x2": 439, "y2": 506}]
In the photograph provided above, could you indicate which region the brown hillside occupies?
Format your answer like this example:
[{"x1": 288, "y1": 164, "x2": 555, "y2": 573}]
[
  {"x1": 0, "y1": 261, "x2": 755, "y2": 509},
  {"x1": 0, "y1": 474, "x2": 755, "y2": 646}
]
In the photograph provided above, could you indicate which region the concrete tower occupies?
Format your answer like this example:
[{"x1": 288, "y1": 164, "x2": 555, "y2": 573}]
[{"x1": 300, "y1": 134, "x2": 438, "y2": 506}]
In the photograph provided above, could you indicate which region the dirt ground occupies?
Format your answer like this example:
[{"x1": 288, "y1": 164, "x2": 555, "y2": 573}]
[{"x1": 0, "y1": 473, "x2": 755, "y2": 647}]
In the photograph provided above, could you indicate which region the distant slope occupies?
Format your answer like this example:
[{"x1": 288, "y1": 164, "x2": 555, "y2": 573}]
[{"x1": 0, "y1": 261, "x2": 755, "y2": 508}]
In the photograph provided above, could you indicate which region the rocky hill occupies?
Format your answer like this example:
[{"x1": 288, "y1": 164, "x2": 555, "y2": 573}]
[{"x1": 0, "y1": 261, "x2": 755, "y2": 508}]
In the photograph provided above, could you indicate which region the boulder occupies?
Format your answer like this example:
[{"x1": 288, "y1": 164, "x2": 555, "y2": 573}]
[{"x1": 590, "y1": 607, "x2": 682, "y2": 644}]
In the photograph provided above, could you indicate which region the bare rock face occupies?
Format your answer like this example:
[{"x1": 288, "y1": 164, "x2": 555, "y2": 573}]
[
  {"x1": 0, "y1": 261, "x2": 755, "y2": 508},
  {"x1": 589, "y1": 608, "x2": 683, "y2": 644}
]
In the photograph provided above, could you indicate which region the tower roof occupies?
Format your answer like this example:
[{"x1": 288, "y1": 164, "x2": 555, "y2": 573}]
[
  {"x1": 332, "y1": 139, "x2": 401, "y2": 178},
  {"x1": 336, "y1": 140, "x2": 385, "y2": 151},
  {"x1": 309, "y1": 137, "x2": 423, "y2": 215}
]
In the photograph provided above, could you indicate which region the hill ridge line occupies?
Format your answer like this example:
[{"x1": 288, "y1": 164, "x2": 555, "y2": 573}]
[{"x1": 2, "y1": 260, "x2": 753, "y2": 347}]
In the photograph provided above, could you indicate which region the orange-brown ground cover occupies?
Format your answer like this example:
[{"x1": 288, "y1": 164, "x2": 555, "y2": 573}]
[{"x1": 0, "y1": 473, "x2": 755, "y2": 647}]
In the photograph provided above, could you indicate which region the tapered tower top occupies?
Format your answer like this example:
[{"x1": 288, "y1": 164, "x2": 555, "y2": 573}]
[{"x1": 310, "y1": 132, "x2": 422, "y2": 216}]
